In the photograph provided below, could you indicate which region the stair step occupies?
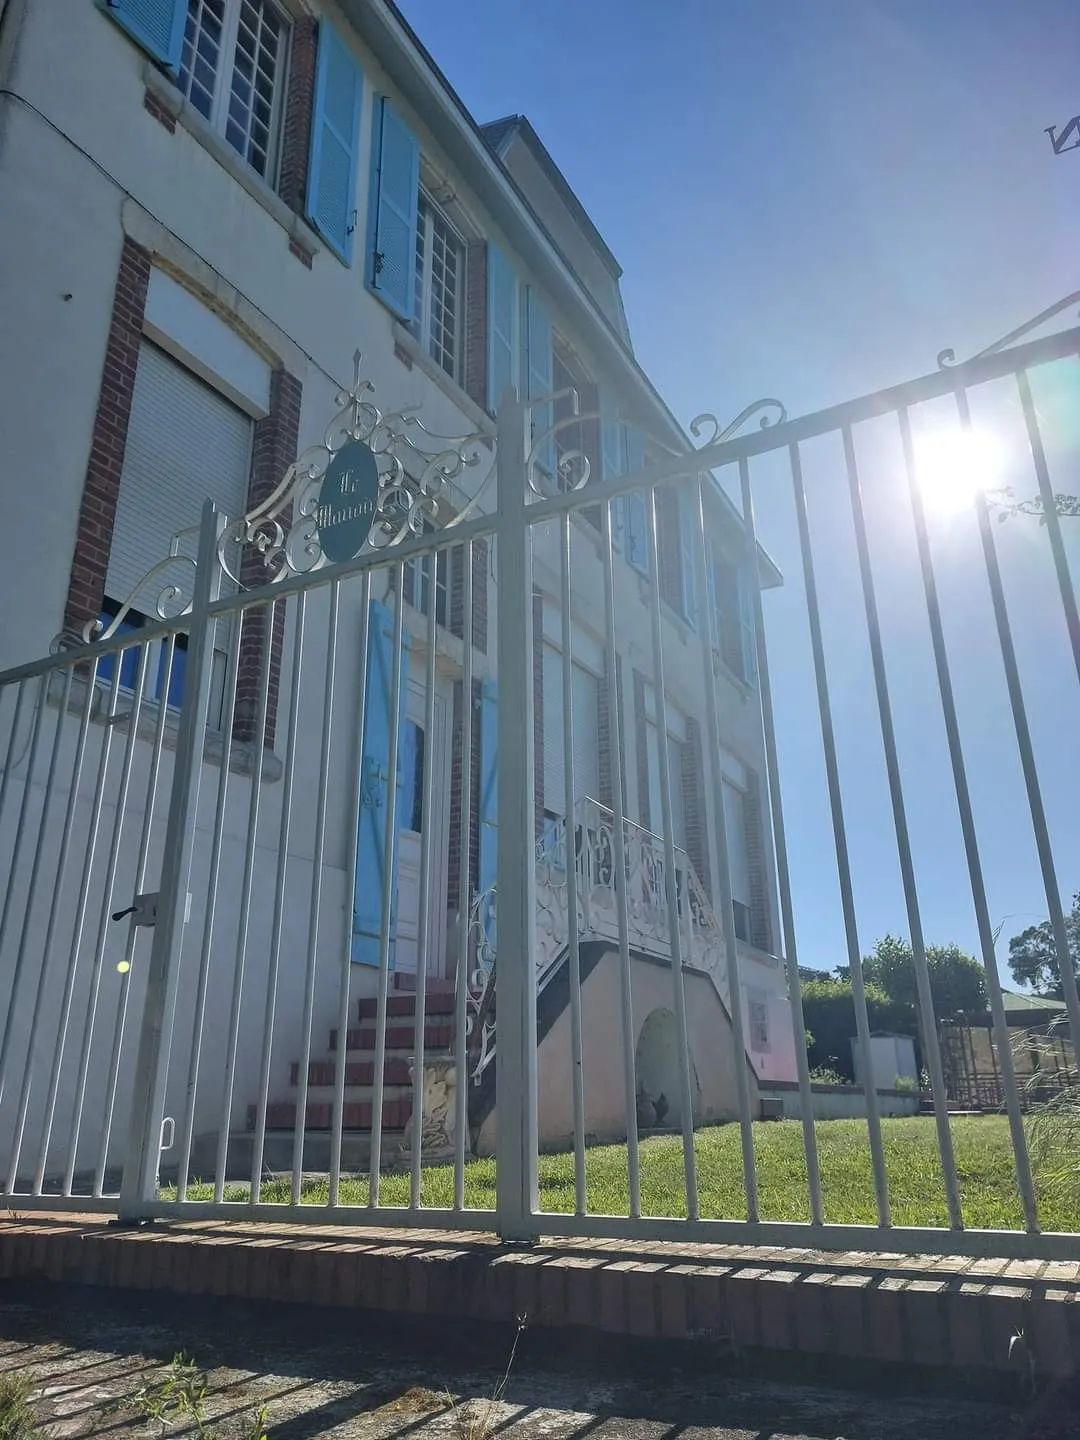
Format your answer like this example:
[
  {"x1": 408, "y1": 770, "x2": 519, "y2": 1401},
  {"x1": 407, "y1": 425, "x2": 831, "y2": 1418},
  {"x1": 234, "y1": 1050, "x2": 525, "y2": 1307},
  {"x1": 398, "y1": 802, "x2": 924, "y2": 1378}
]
[
  {"x1": 330, "y1": 1023, "x2": 454, "y2": 1053},
  {"x1": 248, "y1": 1098, "x2": 412, "y2": 1132},
  {"x1": 213, "y1": 1130, "x2": 404, "y2": 1180},
  {"x1": 357, "y1": 992, "x2": 456, "y2": 1020},
  {"x1": 290, "y1": 1057, "x2": 412, "y2": 1088},
  {"x1": 393, "y1": 974, "x2": 456, "y2": 995}
]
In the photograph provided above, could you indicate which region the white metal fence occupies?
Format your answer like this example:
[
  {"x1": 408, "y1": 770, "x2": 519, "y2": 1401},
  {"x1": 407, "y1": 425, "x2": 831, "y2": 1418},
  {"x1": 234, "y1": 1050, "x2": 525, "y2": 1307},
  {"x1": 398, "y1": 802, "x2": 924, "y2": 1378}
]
[{"x1": 1, "y1": 323, "x2": 1078, "y2": 1258}]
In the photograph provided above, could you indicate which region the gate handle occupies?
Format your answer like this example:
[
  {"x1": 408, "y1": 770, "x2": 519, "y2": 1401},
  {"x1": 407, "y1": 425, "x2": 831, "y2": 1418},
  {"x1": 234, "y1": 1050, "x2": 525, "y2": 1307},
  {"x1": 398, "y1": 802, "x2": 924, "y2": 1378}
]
[{"x1": 112, "y1": 905, "x2": 137, "y2": 922}]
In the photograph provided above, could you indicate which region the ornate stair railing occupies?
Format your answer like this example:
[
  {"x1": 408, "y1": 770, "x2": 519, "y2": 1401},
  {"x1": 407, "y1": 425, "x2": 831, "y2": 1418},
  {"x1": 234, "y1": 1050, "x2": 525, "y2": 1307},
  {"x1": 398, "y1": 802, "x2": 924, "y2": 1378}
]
[{"x1": 465, "y1": 797, "x2": 731, "y2": 1080}]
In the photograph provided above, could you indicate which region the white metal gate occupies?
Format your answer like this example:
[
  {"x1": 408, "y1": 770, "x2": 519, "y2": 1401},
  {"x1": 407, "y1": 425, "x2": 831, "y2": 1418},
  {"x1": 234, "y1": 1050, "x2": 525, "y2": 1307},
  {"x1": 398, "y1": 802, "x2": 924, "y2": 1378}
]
[{"x1": 1, "y1": 319, "x2": 1079, "y2": 1259}]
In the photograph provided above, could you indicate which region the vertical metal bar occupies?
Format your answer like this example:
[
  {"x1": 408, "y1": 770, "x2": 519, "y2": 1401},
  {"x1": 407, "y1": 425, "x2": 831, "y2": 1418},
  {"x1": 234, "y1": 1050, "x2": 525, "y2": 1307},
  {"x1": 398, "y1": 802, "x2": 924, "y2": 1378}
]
[
  {"x1": 559, "y1": 511, "x2": 587, "y2": 1215},
  {"x1": 0, "y1": 665, "x2": 93, "y2": 1181},
  {"x1": 0, "y1": 674, "x2": 49, "y2": 1010},
  {"x1": 250, "y1": 595, "x2": 305, "y2": 1200},
  {"x1": 65, "y1": 639, "x2": 151, "y2": 1192},
  {"x1": 214, "y1": 598, "x2": 277, "y2": 1201},
  {"x1": 291, "y1": 582, "x2": 340, "y2": 1205},
  {"x1": 453, "y1": 541, "x2": 475, "y2": 1210},
  {"x1": 33, "y1": 660, "x2": 123, "y2": 1193},
  {"x1": 599, "y1": 498, "x2": 641, "y2": 1218},
  {"x1": 494, "y1": 394, "x2": 539, "y2": 1238},
  {"x1": 644, "y1": 485, "x2": 699, "y2": 1220},
  {"x1": 329, "y1": 572, "x2": 371, "y2": 1207},
  {"x1": 0, "y1": 679, "x2": 28, "y2": 836},
  {"x1": 961, "y1": 389, "x2": 1080, "y2": 1092},
  {"x1": 2, "y1": 668, "x2": 72, "y2": 1190},
  {"x1": 1016, "y1": 369, "x2": 1080, "y2": 689},
  {"x1": 175, "y1": 606, "x2": 243, "y2": 1199},
  {"x1": 369, "y1": 564, "x2": 406, "y2": 1207},
  {"x1": 738, "y1": 460, "x2": 823, "y2": 1224},
  {"x1": 898, "y1": 405, "x2": 1037, "y2": 1228},
  {"x1": 410, "y1": 557, "x2": 440, "y2": 1210},
  {"x1": 95, "y1": 633, "x2": 178, "y2": 1197},
  {"x1": 119, "y1": 503, "x2": 225, "y2": 1218},
  {"x1": 842, "y1": 424, "x2": 963, "y2": 1230},
  {"x1": 789, "y1": 441, "x2": 891, "y2": 1227},
  {"x1": 691, "y1": 476, "x2": 758, "y2": 1221}
]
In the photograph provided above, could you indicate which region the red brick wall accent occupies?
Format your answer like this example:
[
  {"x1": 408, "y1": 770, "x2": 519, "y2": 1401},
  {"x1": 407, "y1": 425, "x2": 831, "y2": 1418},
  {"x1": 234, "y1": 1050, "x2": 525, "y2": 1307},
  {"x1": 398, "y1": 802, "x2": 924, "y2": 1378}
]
[
  {"x1": 63, "y1": 238, "x2": 152, "y2": 642},
  {"x1": 472, "y1": 538, "x2": 489, "y2": 655},
  {"x1": 464, "y1": 241, "x2": 488, "y2": 412},
  {"x1": 233, "y1": 369, "x2": 302, "y2": 747},
  {"x1": 277, "y1": 17, "x2": 318, "y2": 216},
  {"x1": 745, "y1": 767, "x2": 771, "y2": 952},
  {"x1": 633, "y1": 669, "x2": 649, "y2": 832},
  {"x1": 143, "y1": 89, "x2": 176, "y2": 133},
  {"x1": 533, "y1": 589, "x2": 545, "y2": 838},
  {"x1": 598, "y1": 651, "x2": 613, "y2": 811},
  {"x1": 681, "y1": 717, "x2": 710, "y2": 900}
]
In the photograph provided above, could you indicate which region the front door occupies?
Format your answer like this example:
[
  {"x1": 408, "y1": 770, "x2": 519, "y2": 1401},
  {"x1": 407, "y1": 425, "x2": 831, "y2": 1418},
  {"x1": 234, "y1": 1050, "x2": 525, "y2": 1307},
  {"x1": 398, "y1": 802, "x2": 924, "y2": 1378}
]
[{"x1": 393, "y1": 674, "x2": 451, "y2": 975}]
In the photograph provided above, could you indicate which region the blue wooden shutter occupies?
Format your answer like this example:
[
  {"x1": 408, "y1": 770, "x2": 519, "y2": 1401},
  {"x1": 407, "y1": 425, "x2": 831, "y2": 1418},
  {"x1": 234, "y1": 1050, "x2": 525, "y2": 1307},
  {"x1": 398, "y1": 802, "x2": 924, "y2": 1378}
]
[
  {"x1": 738, "y1": 566, "x2": 759, "y2": 687},
  {"x1": 367, "y1": 98, "x2": 420, "y2": 317},
  {"x1": 678, "y1": 493, "x2": 698, "y2": 628},
  {"x1": 103, "y1": 0, "x2": 185, "y2": 69},
  {"x1": 353, "y1": 599, "x2": 411, "y2": 966},
  {"x1": 478, "y1": 680, "x2": 498, "y2": 905},
  {"x1": 624, "y1": 428, "x2": 649, "y2": 574},
  {"x1": 487, "y1": 245, "x2": 519, "y2": 413},
  {"x1": 705, "y1": 537, "x2": 720, "y2": 643},
  {"x1": 305, "y1": 19, "x2": 363, "y2": 264},
  {"x1": 525, "y1": 288, "x2": 554, "y2": 478}
]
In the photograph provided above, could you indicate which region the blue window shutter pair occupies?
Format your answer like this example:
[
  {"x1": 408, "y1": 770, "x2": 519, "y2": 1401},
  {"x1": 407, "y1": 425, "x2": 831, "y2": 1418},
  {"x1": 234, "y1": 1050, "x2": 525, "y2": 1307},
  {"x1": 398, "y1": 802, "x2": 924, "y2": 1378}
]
[
  {"x1": 306, "y1": 19, "x2": 364, "y2": 264},
  {"x1": 102, "y1": 0, "x2": 186, "y2": 70},
  {"x1": 487, "y1": 245, "x2": 520, "y2": 413},
  {"x1": 624, "y1": 428, "x2": 650, "y2": 575},
  {"x1": 738, "y1": 566, "x2": 759, "y2": 687},
  {"x1": 525, "y1": 288, "x2": 555, "y2": 477},
  {"x1": 353, "y1": 599, "x2": 412, "y2": 966},
  {"x1": 678, "y1": 493, "x2": 699, "y2": 628},
  {"x1": 366, "y1": 97, "x2": 420, "y2": 315}
]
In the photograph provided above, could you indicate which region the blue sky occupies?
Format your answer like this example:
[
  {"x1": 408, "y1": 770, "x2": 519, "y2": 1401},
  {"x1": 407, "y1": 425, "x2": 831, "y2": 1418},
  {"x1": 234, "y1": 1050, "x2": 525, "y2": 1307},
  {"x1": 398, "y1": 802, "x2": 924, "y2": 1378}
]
[{"x1": 399, "y1": 0, "x2": 1080, "y2": 981}]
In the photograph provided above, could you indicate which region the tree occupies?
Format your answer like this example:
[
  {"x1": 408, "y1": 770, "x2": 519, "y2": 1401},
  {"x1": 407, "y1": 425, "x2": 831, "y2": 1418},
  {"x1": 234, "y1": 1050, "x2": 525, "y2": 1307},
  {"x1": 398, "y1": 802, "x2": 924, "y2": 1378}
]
[
  {"x1": 800, "y1": 977, "x2": 913, "y2": 1082},
  {"x1": 1008, "y1": 894, "x2": 1080, "y2": 999},
  {"x1": 862, "y1": 934, "x2": 986, "y2": 1021}
]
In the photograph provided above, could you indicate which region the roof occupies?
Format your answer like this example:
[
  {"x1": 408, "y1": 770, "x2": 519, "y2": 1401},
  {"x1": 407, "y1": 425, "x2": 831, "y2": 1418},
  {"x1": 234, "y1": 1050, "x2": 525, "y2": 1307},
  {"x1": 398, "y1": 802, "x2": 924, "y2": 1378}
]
[
  {"x1": 998, "y1": 989, "x2": 1066, "y2": 1013},
  {"x1": 479, "y1": 116, "x2": 623, "y2": 279}
]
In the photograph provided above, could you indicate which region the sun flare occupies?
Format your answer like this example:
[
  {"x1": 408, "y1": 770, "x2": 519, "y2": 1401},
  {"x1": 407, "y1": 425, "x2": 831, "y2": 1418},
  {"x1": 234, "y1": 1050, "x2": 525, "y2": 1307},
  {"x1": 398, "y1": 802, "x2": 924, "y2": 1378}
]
[{"x1": 913, "y1": 427, "x2": 1004, "y2": 517}]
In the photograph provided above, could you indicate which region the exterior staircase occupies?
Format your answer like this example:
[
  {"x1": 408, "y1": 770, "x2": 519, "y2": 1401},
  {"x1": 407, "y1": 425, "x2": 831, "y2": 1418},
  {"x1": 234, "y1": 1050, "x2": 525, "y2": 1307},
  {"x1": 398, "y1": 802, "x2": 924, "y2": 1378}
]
[{"x1": 236, "y1": 984, "x2": 457, "y2": 1179}]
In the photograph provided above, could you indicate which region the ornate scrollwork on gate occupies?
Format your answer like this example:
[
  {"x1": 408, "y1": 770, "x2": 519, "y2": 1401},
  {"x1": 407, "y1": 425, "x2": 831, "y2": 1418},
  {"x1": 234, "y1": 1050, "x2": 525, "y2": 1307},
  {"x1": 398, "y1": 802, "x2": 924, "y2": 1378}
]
[{"x1": 86, "y1": 353, "x2": 496, "y2": 646}]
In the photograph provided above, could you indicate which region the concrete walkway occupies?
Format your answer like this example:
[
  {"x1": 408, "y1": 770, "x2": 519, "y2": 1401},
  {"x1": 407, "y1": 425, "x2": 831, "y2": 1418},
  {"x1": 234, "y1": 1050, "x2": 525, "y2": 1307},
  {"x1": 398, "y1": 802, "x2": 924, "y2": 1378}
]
[{"x1": 0, "y1": 1279, "x2": 1074, "y2": 1440}]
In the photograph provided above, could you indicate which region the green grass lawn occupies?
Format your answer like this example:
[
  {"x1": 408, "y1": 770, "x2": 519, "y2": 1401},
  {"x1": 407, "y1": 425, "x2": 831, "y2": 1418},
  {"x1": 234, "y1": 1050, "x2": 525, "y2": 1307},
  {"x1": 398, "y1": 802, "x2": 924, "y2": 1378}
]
[{"x1": 174, "y1": 1115, "x2": 1080, "y2": 1233}]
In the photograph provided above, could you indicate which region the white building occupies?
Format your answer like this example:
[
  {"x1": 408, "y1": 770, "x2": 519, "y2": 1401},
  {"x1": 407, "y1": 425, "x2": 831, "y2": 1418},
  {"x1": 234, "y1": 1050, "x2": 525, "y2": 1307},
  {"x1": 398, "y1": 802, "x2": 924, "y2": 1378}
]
[{"x1": 0, "y1": 0, "x2": 797, "y2": 1188}]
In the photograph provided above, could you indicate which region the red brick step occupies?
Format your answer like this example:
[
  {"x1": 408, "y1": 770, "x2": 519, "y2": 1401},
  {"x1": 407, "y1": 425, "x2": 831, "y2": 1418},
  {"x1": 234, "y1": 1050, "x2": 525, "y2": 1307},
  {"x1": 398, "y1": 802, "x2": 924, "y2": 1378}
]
[
  {"x1": 356, "y1": 992, "x2": 456, "y2": 1019},
  {"x1": 330, "y1": 1023, "x2": 453, "y2": 1052},
  {"x1": 289, "y1": 1057, "x2": 412, "y2": 1088},
  {"x1": 247, "y1": 1098, "x2": 411, "y2": 1132}
]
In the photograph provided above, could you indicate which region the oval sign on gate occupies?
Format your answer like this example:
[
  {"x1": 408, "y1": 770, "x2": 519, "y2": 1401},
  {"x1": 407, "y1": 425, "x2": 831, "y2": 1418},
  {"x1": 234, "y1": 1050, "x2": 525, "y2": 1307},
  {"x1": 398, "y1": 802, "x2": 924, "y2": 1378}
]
[{"x1": 315, "y1": 439, "x2": 380, "y2": 564}]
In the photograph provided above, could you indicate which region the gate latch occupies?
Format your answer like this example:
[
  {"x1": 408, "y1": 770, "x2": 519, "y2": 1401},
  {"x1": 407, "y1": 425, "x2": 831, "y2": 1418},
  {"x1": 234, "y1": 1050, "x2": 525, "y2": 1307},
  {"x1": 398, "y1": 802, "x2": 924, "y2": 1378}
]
[{"x1": 112, "y1": 892, "x2": 159, "y2": 927}]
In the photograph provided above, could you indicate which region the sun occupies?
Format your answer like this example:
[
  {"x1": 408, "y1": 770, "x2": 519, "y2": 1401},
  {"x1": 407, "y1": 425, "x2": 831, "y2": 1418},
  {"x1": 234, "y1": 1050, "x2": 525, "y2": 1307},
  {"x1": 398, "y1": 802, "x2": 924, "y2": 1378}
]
[{"x1": 912, "y1": 427, "x2": 1004, "y2": 516}]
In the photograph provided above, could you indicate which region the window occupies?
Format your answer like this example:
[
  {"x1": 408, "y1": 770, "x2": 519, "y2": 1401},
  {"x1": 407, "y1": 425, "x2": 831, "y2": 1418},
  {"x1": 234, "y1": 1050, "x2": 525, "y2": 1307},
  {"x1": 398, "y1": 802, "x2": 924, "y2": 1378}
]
[
  {"x1": 541, "y1": 645, "x2": 600, "y2": 813},
  {"x1": 105, "y1": 341, "x2": 253, "y2": 724},
  {"x1": 411, "y1": 195, "x2": 465, "y2": 381},
  {"x1": 708, "y1": 541, "x2": 757, "y2": 687},
  {"x1": 401, "y1": 545, "x2": 449, "y2": 626},
  {"x1": 401, "y1": 721, "x2": 426, "y2": 833},
  {"x1": 721, "y1": 779, "x2": 753, "y2": 943},
  {"x1": 178, "y1": 0, "x2": 290, "y2": 180},
  {"x1": 748, "y1": 992, "x2": 771, "y2": 1053},
  {"x1": 552, "y1": 338, "x2": 588, "y2": 492}
]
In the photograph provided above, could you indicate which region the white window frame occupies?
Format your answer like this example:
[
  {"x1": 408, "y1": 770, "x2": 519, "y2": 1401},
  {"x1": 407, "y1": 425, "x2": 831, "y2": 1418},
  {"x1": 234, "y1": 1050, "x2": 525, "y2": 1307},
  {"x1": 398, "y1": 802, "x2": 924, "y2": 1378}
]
[
  {"x1": 177, "y1": 0, "x2": 292, "y2": 184},
  {"x1": 411, "y1": 190, "x2": 466, "y2": 383}
]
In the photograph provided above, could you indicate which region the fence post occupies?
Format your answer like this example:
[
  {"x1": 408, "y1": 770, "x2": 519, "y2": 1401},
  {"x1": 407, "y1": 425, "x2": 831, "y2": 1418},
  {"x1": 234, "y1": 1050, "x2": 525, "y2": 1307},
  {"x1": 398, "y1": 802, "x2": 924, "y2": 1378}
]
[
  {"x1": 118, "y1": 501, "x2": 224, "y2": 1219},
  {"x1": 494, "y1": 391, "x2": 539, "y2": 1240}
]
